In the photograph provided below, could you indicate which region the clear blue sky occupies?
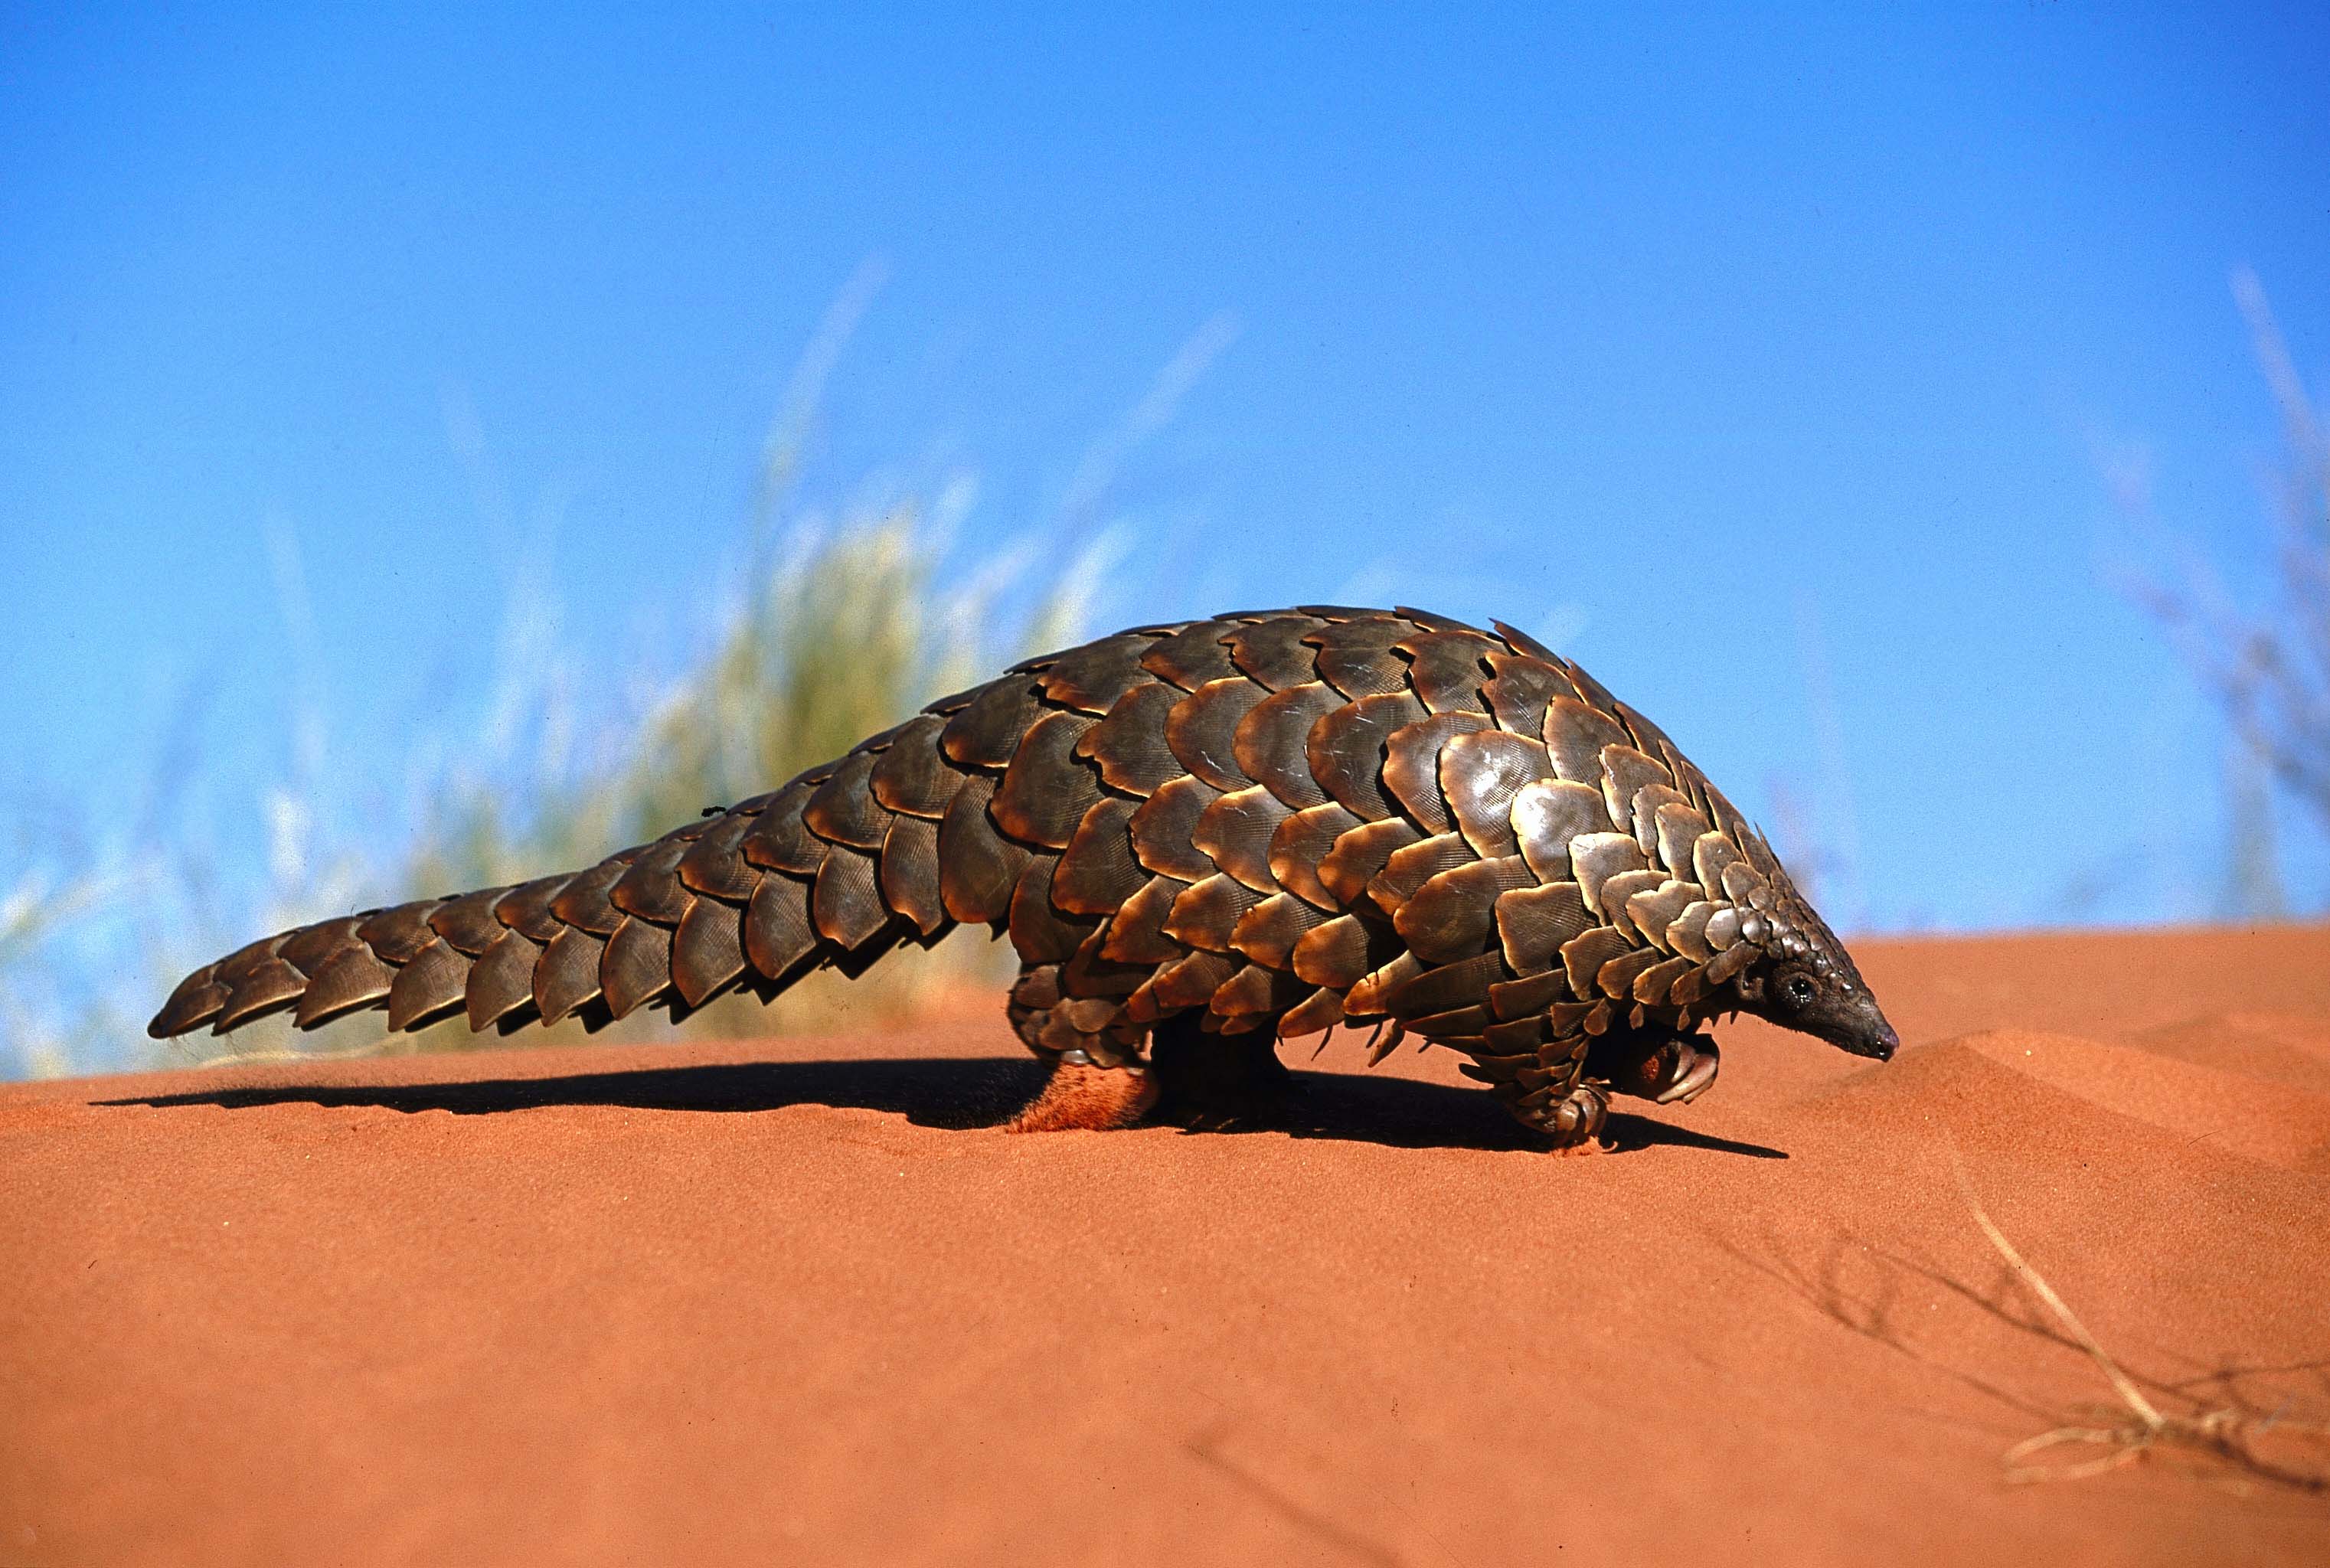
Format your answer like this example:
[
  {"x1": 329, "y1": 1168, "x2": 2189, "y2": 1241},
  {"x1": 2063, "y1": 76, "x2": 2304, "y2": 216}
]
[{"x1": 2, "y1": 2, "x2": 2325, "y2": 946}]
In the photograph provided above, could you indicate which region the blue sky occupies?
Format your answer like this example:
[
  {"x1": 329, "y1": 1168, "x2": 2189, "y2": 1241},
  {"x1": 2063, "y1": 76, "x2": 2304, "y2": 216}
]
[{"x1": 2, "y1": 2, "x2": 2325, "y2": 954}]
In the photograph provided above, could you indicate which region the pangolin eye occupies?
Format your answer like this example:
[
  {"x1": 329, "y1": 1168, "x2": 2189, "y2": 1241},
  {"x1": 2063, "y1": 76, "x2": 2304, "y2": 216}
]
[{"x1": 1780, "y1": 973, "x2": 1816, "y2": 1009}]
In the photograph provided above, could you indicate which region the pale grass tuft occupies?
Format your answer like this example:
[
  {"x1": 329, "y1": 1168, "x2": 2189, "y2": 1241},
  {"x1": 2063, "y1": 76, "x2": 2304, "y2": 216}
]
[{"x1": 1952, "y1": 1152, "x2": 2330, "y2": 1494}]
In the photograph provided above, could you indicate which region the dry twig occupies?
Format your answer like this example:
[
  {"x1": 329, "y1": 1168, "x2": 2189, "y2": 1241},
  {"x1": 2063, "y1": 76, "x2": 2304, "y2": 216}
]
[{"x1": 1951, "y1": 1152, "x2": 2330, "y2": 1493}]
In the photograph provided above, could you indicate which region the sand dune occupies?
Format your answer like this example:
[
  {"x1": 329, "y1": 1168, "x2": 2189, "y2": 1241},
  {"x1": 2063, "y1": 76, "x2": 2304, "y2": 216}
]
[{"x1": 3, "y1": 924, "x2": 2326, "y2": 1565}]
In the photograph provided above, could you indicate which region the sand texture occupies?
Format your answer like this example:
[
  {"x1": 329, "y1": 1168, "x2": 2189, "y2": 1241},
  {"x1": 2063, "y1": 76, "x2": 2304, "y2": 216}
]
[{"x1": 5, "y1": 925, "x2": 2328, "y2": 1565}]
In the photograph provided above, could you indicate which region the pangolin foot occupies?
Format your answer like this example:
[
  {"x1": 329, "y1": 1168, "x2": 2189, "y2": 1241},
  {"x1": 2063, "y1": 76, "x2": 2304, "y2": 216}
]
[
  {"x1": 1148, "y1": 1016, "x2": 1294, "y2": 1130},
  {"x1": 1005, "y1": 1060, "x2": 1160, "y2": 1133}
]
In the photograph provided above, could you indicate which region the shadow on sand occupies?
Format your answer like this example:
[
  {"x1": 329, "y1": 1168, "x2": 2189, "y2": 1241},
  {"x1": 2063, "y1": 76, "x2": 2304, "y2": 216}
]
[{"x1": 102, "y1": 1056, "x2": 1786, "y2": 1159}]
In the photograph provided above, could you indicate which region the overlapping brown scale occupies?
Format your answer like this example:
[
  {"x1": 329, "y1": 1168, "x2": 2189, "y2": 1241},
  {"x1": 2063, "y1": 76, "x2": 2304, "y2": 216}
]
[
  {"x1": 676, "y1": 811, "x2": 761, "y2": 901},
  {"x1": 940, "y1": 678, "x2": 1043, "y2": 768},
  {"x1": 1267, "y1": 802, "x2": 1358, "y2": 911},
  {"x1": 1624, "y1": 880, "x2": 1703, "y2": 950},
  {"x1": 1368, "y1": 831, "x2": 1475, "y2": 916},
  {"x1": 1078, "y1": 681, "x2": 1183, "y2": 796},
  {"x1": 801, "y1": 753, "x2": 891, "y2": 850},
  {"x1": 1209, "y1": 962, "x2": 1308, "y2": 1019},
  {"x1": 421, "y1": 887, "x2": 511, "y2": 958},
  {"x1": 1557, "y1": 658, "x2": 1622, "y2": 713},
  {"x1": 1706, "y1": 941, "x2": 1757, "y2": 985},
  {"x1": 1508, "y1": 779, "x2": 1613, "y2": 883},
  {"x1": 1622, "y1": 782, "x2": 1691, "y2": 858},
  {"x1": 1395, "y1": 855, "x2": 1534, "y2": 964},
  {"x1": 1632, "y1": 955, "x2": 1698, "y2": 1007},
  {"x1": 1013, "y1": 792, "x2": 1124, "y2": 915},
  {"x1": 292, "y1": 946, "x2": 394, "y2": 1028},
  {"x1": 1439, "y1": 730, "x2": 1554, "y2": 857},
  {"x1": 989, "y1": 710, "x2": 1102, "y2": 848},
  {"x1": 552, "y1": 858, "x2": 641, "y2": 937},
  {"x1": 1277, "y1": 985, "x2": 1345, "y2": 1037},
  {"x1": 1600, "y1": 746, "x2": 1672, "y2": 838},
  {"x1": 1098, "y1": 874, "x2": 1190, "y2": 965},
  {"x1": 1307, "y1": 614, "x2": 1412, "y2": 697},
  {"x1": 1490, "y1": 619, "x2": 1562, "y2": 662},
  {"x1": 1226, "y1": 616, "x2": 1325, "y2": 690},
  {"x1": 1397, "y1": 629, "x2": 1497, "y2": 714},
  {"x1": 1560, "y1": 926, "x2": 1636, "y2": 1001},
  {"x1": 1381, "y1": 711, "x2": 1490, "y2": 831},
  {"x1": 877, "y1": 813, "x2": 946, "y2": 936},
  {"x1": 865, "y1": 716, "x2": 962, "y2": 819},
  {"x1": 1668, "y1": 962, "x2": 1713, "y2": 1010},
  {"x1": 1543, "y1": 697, "x2": 1629, "y2": 783},
  {"x1": 1482, "y1": 1014, "x2": 1547, "y2": 1055},
  {"x1": 1691, "y1": 832, "x2": 1743, "y2": 902},
  {"x1": 1666, "y1": 900, "x2": 1721, "y2": 962},
  {"x1": 1486, "y1": 969, "x2": 1568, "y2": 1022},
  {"x1": 743, "y1": 875, "x2": 819, "y2": 979},
  {"x1": 463, "y1": 928, "x2": 541, "y2": 1031},
  {"x1": 279, "y1": 916, "x2": 362, "y2": 975},
  {"x1": 1061, "y1": 926, "x2": 1153, "y2": 1001},
  {"x1": 1393, "y1": 605, "x2": 1485, "y2": 634},
  {"x1": 937, "y1": 775, "x2": 1034, "y2": 924},
  {"x1": 1650, "y1": 802, "x2": 1711, "y2": 880},
  {"x1": 1316, "y1": 817, "x2": 1422, "y2": 906},
  {"x1": 1290, "y1": 913, "x2": 1400, "y2": 988},
  {"x1": 1494, "y1": 880, "x2": 1595, "y2": 975},
  {"x1": 1139, "y1": 619, "x2": 1241, "y2": 689},
  {"x1": 533, "y1": 926, "x2": 608, "y2": 1024},
  {"x1": 1479, "y1": 652, "x2": 1571, "y2": 736},
  {"x1": 1034, "y1": 633, "x2": 1157, "y2": 713},
  {"x1": 1721, "y1": 861, "x2": 1770, "y2": 910},
  {"x1": 494, "y1": 875, "x2": 573, "y2": 942},
  {"x1": 1165, "y1": 678, "x2": 1266, "y2": 790},
  {"x1": 1126, "y1": 774, "x2": 1221, "y2": 881},
  {"x1": 1407, "y1": 1004, "x2": 1492, "y2": 1039},
  {"x1": 1568, "y1": 831, "x2": 1650, "y2": 917},
  {"x1": 1233, "y1": 682, "x2": 1340, "y2": 808},
  {"x1": 1191, "y1": 786, "x2": 1292, "y2": 893},
  {"x1": 812, "y1": 846, "x2": 890, "y2": 949},
  {"x1": 149, "y1": 965, "x2": 227, "y2": 1037},
  {"x1": 611, "y1": 837, "x2": 693, "y2": 925},
  {"x1": 214, "y1": 953, "x2": 308, "y2": 1032},
  {"x1": 1381, "y1": 949, "x2": 1507, "y2": 1020},
  {"x1": 1342, "y1": 950, "x2": 1423, "y2": 1016},
  {"x1": 1597, "y1": 870, "x2": 1667, "y2": 939},
  {"x1": 1147, "y1": 950, "x2": 1240, "y2": 1012},
  {"x1": 1704, "y1": 906, "x2": 1744, "y2": 950},
  {"x1": 743, "y1": 776, "x2": 835, "y2": 867},
  {"x1": 1164, "y1": 874, "x2": 1266, "y2": 953},
  {"x1": 386, "y1": 939, "x2": 470, "y2": 1031},
  {"x1": 1228, "y1": 891, "x2": 1329, "y2": 969},
  {"x1": 1613, "y1": 699, "x2": 1682, "y2": 764},
  {"x1": 1593, "y1": 946, "x2": 1665, "y2": 1001},
  {"x1": 357, "y1": 900, "x2": 449, "y2": 963},
  {"x1": 1007, "y1": 858, "x2": 1090, "y2": 965},
  {"x1": 1305, "y1": 691, "x2": 1426, "y2": 819},
  {"x1": 600, "y1": 917, "x2": 675, "y2": 1019}
]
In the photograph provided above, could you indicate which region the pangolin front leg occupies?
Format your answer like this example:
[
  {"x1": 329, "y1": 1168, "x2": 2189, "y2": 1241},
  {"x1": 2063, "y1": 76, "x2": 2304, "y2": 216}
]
[{"x1": 149, "y1": 605, "x2": 1897, "y2": 1152}]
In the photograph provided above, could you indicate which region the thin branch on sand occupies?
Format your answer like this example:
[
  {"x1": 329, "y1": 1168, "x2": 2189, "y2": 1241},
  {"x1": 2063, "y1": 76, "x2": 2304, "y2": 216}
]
[{"x1": 1951, "y1": 1152, "x2": 2330, "y2": 1493}]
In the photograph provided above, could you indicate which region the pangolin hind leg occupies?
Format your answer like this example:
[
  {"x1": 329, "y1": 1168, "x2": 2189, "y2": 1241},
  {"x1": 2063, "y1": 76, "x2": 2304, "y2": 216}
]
[{"x1": 1003, "y1": 961, "x2": 1292, "y2": 1133}]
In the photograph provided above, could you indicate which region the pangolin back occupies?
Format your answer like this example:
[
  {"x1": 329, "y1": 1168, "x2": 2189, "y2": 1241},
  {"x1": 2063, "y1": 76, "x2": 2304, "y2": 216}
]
[{"x1": 151, "y1": 606, "x2": 1894, "y2": 1145}]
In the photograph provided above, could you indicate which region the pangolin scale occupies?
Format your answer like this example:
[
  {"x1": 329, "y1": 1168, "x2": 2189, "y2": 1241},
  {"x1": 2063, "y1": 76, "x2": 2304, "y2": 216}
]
[{"x1": 150, "y1": 605, "x2": 1897, "y2": 1148}]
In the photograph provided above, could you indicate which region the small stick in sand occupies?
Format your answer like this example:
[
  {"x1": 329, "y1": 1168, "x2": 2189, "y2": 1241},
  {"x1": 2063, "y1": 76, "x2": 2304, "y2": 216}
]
[{"x1": 1950, "y1": 1151, "x2": 2329, "y2": 1493}]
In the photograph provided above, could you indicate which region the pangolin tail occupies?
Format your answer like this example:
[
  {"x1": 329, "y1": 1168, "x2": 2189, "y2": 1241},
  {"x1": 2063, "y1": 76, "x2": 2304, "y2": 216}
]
[{"x1": 147, "y1": 719, "x2": 966, "y2": 1041}]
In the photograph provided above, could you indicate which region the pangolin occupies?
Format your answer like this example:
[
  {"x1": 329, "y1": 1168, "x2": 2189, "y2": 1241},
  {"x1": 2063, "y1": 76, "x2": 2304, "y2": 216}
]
[{"x1": 149, "y1": 606, "x2": 1896, "y2": 1148}]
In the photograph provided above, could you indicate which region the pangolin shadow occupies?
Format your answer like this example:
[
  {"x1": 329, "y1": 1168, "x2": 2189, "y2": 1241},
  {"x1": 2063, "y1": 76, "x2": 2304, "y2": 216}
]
[{"x1": 102, "y1": 1057, "x2": 1786, "y2": 1158}]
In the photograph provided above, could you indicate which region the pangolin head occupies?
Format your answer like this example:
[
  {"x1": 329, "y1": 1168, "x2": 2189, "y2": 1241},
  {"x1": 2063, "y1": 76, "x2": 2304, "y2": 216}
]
[{"x1": 1721, "y1": 853, "x2": 1897, "y2": 1060}]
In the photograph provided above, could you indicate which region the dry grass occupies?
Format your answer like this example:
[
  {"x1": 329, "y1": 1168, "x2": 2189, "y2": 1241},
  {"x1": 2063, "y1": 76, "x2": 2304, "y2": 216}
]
[{"x1": 1952, "y1": 1153, "x2": 2330, "y2": 1494}]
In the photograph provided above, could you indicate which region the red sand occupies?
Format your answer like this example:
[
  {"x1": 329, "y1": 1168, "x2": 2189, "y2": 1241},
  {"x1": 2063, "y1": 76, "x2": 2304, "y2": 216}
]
[{"x1": 4, "y1": 925, "x2": 2328, "y2": 1566}]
